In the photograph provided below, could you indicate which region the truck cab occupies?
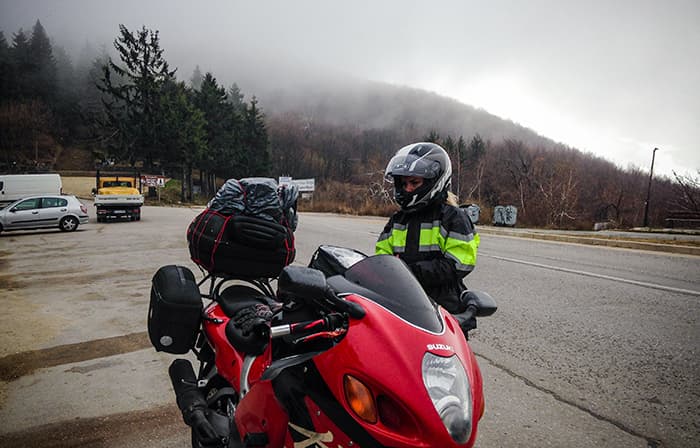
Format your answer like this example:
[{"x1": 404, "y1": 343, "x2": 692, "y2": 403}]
[{"x1": 93, "y1": 174, "x2": 144, "y2": 222}]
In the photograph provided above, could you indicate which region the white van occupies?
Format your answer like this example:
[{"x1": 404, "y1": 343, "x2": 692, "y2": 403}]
[{"x1": 0, "y1": 174, "x2": 63, "y2": 205}]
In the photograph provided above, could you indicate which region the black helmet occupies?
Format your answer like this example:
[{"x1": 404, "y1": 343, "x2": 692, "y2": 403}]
[{"x1": 384, "y1": 142, "x2": 452, "y2": 211}]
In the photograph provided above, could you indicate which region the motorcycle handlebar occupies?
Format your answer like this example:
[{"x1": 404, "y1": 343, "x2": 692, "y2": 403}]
[
  {"x1": 269, "y1": 313, "x2": 345, "y2": 339},
  {"x1": 323, "y1": 287, "x2": 366, "y2": 319},
  {"x1": 452, "y1": 304, "x2": 478, "y2": 328}
]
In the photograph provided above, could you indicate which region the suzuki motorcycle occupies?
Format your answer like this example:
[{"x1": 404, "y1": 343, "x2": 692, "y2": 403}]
[{"x1": 153, "y1": 246, "x2": 496, "y2": 448}]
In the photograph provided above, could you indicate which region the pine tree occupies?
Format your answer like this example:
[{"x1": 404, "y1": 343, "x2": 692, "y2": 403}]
[
  {"x1": 10, "y1": 29, "x2": 30, "y2": 98},
  {"x1": 192, "y1": 72, "x2": 236, "y2": 188},
  {"x1": 0, "y1": 31, "x2": 11, "y2": 100},
  {"x1": 227, "y1": 82, "x2": 245, "y2": 112},
  {"x1": 424, "y1": 129, "x2": 441, "y2": 143},
  {"x1": 98, "y1": 24, "x2": 176, "y2": 166},
  {"x1": 160, "y1": 79, "x2": 207, "y2": 201},
  {"x1": 28, "y1": 20, "x2": 56, "y2": 102},
  {"x1": 190, "y1": 65, "x2": 203, "y2": 90},
  {"x1": 466, "y1": 134, "x2": 486, "y2": 163},
  {"x1": 240, "y1": 96, "x2": 270, "y2": 176}
]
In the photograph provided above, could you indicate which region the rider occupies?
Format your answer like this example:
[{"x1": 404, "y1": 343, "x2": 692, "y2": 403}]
[{"x1": 376, "y1": 142, "x2": 480, "y2": 328}]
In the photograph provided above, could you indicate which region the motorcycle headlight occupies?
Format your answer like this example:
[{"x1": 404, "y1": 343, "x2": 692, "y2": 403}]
[{"x1": 422, "y1": 353, "x2": 472, "y2": 444}]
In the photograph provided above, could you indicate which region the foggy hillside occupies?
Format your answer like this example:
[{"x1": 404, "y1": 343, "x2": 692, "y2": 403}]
[{"x1": 225, "y1": 69, "x2": 565, "y2": 152}]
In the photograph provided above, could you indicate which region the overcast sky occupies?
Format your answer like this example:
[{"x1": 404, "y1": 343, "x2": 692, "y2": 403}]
[{"x1": 2, "y1": 0, "x2": 698, "y2": 178}]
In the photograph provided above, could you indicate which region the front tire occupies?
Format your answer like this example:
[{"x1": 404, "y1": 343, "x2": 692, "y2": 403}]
[{"x1": 59, "y1": 216, "x2": 79, "y2": 232}]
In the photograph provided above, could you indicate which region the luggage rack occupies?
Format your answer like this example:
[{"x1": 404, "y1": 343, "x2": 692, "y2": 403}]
[{"x1": 195, "y1": 268, "x2": 277, "y2": 302}]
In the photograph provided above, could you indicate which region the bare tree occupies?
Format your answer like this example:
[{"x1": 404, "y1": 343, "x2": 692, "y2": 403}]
[{"x1": 672, "y1": 170, "x2": 700, "y2": 212}]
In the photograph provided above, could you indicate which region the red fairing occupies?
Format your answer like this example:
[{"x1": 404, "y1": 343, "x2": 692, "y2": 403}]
[
  {"x1": 313, "y1": 294, "x2": 484, "y2": 448},
  {"x1": 202, "y1": 302, "x2": 271, "y2": 390},
  {"x1": 235, "y1": 380, "x2": 290, "y2": 447}
]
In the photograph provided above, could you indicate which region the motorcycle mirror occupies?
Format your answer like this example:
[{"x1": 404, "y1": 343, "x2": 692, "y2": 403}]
[
  {"x1": 278, "y1": 265, "x2": 328, "y2": 303},
  {"x1": 461, "y1": 290, "x2": 497, "y2": 317}
]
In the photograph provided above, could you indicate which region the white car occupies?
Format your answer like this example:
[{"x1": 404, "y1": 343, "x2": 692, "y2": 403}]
[{"x1": 0, "y1": 195, "x2": 89, "y2": 234}]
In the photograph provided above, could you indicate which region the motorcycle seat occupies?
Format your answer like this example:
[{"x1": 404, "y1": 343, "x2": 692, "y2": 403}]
[{"x1": 218, "y1": 285, "x2": 270, "y2": 317}]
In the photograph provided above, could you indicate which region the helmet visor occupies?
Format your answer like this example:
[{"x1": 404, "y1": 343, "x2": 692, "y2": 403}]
[{"x1": 385, "y1": 152, "x2": 442, "y2": 181}]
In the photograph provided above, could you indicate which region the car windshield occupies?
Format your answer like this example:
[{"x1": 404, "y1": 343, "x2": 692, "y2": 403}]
[
  {"x1": 103, "y1": 181, "x2": 132, "y2": 187},
  {"x1": 327, "y1": 254, "x2": 443, "y2": 332}
]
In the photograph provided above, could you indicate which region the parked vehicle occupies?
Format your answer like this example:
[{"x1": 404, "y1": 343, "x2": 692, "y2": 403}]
[
  {"x1": 0, "y1": 173, "x2": 62, "y2": 206},
  {"x1": 149, "y1": 246, "x2": 496, "y2": 448},
  {"x1": 92, "y1": 170, "x2": 144, "y2": 222},
  {"x1": 0, "y1": 194, "x2": 89, "y2": 233}
]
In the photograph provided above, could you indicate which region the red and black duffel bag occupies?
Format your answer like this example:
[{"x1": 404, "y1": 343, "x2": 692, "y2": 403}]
[{"x1": 186, "y1": 178, "x2": 297, "y2": 279}]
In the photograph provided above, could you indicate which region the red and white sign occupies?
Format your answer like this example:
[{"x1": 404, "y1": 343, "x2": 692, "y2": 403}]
[{"x1": 141, "y1": 175, "x2": 166, "y2": 187}]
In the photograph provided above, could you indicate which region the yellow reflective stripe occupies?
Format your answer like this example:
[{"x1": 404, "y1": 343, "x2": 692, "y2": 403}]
[
  {"x1": 375, "y1": 226, "x2": 408, "y2": 255},
  {"x1": 391, "y1": 227, "x2": 408, "y2": 252},
  {"x1": 419, "y1": 226, "x2": 443, "y2": 252},
  {"x1": 444, "y1": 232, "x2": 479, "y2": 269},
  {"x1": 376, "y1": 237, "x2": 393, "y2": 255},
  {"x1": 376, "y1": 221, "x2": 479, "y2": 269},
  {"x1": 418, "y1": 224, "x2": 478, "y2": 271}
]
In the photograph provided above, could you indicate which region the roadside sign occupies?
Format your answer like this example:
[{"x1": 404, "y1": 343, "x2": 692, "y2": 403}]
[
  {"x1": 141, "y1": 175, "x2": 166, "y2": 187},
  {"x1": 292, "y1": 178, "x2": 315, "y2": 192},
  {"x1": 278, "y1": 177, "x2": 315, "y2": 192}
]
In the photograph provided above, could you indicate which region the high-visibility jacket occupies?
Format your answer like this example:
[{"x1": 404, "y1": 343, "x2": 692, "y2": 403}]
[{"x1": 376, "y1": 200, "x2": 479, "y2": 313}]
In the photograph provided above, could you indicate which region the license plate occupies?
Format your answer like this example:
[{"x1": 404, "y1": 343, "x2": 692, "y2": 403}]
[{"x1": 113, "y1": 210, "x2": 126, "y2": 214}]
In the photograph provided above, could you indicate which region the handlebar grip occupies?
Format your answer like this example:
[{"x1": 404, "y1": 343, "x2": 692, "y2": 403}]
[
  {"x1": 453, "y1": 304, "x2": 477, "y2": 327},
  {"x1": 324, "y1": 287, "x2": 365, "y2": 319},
  {"x1": 344, "y1": 300, "x2": 366, "y2": 319}
]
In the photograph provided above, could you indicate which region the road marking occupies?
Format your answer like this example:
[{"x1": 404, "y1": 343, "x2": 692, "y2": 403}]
[{"x1": 483, "y1": 254, "x2": 700, "y2": 297}]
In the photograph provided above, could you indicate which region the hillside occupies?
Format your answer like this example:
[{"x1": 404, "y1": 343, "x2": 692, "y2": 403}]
[{"x1": 243, "y1": 75, "x2": 564, "y2": 152}]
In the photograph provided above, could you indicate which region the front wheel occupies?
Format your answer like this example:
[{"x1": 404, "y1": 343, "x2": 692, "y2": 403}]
[{"x1": 59, "y1": 216, "x2": 79, "y2": 232}]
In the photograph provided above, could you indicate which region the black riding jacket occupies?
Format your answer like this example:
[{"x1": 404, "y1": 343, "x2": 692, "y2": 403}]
[{"x1": 376, "y1": 200, "x2": 479, "y2": 313}]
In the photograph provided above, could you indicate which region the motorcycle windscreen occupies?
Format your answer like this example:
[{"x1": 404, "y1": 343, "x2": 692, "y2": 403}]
[{"x1": 328, "y1": 254, "x2": 443, "y2": 333}]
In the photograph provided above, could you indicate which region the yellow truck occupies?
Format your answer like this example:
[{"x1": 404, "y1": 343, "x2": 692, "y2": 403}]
[{"x1": 92, "y1": 171, "x2": 144, "y2": 222}]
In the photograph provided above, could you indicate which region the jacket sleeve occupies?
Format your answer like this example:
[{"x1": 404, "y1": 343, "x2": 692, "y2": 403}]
[
  {"x1": 411, "y1": 206, "x2": 479, "y2": 285},
  {"x1": 375, "y1": 216, "x2": 395, "y2": 255}
]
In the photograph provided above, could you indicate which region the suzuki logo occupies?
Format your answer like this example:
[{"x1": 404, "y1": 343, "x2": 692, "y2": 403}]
[{"x1": 427, "y1": 343, "x2": 454, "y2": 352}]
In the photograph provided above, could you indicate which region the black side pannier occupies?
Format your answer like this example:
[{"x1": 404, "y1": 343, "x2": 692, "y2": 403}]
[
  {"x1": 186, "y1": 178, "x2": 297, "y2": 279},
  {"x1": 148, "y1": 265, "x2": 202, "y2": 354}
]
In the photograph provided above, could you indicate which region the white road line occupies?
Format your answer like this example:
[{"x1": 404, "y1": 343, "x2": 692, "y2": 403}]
[{"x1": 482, "y1": 253, "x2": 700, "y2": 297}]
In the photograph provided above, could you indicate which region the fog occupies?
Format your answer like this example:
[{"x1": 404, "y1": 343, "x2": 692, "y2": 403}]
[{"x1": 1, "y1": 0, "x2": 698, "y2": 177}]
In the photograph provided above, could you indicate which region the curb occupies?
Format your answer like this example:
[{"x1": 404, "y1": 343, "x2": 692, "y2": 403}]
[{"x1": 478, "y1": 228, "x2": 700, "y2": 256}]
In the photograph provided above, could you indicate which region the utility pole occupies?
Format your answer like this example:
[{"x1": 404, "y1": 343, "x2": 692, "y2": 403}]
[{"x1": 642, "y1": 147, "x2": 659, "y2": 228}]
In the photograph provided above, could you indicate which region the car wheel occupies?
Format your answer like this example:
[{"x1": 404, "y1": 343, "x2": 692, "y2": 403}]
[{"x1": 59, "y1": 216, "x2": 79, "y2": 232}]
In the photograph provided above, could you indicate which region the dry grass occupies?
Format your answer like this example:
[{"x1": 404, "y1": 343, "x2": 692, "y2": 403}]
[{"x1": 61, "y1": 176, "x2": 97, "y2": 198}]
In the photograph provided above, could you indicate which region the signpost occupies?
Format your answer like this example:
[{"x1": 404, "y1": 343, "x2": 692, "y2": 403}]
[
  {"x1": 141, "y1": 175, "x2": 167, "y2": 201},
  {"x1": 141, "y1": 175, "x2": 166, "y2": 187},
  {"x1": 279, "y1": 177, "x2": 315, "y2": 196}
]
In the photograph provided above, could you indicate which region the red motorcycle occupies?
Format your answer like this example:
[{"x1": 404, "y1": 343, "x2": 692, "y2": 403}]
[{"x1": 150, "y1": 245, "x2": 496, "y2": 448}]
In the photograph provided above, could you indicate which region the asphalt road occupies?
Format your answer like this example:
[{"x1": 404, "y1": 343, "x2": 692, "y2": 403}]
[{"x1": 0, "y1": 204, "x2": 698, "y2": 447}]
